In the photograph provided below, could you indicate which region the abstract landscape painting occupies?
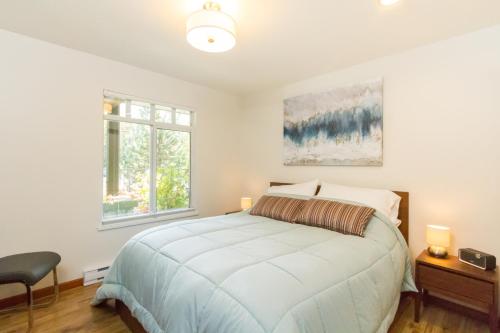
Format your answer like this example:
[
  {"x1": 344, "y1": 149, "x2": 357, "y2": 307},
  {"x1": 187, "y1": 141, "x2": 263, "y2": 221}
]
[{"x1": 283, "y1": 79, "x2": 383, "y2": 166}]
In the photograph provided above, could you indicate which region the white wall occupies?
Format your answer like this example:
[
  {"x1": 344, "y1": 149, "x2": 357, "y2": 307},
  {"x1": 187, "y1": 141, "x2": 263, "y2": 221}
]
[
  {"x1": 0, "y1": 30, "x2": 242, "y2": 298},
  {"x1": 240, "y1": 25, "x2": 500, "y2": 262},
  {"x1": 2, "y1": 24, "x2": 499, "y2": 302}
]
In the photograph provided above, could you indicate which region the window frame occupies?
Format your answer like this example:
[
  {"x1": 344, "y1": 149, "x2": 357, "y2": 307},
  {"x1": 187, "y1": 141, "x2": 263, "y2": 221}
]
[{"x1": 99, "y1": 90, "x2": 197, "y2": 230}]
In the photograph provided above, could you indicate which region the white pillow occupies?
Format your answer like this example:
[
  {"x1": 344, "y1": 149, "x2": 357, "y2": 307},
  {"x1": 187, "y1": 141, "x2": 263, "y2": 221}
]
[
  {"x1": 317, "y1": 182, "x2": 401, "y2": 224},
  {"x1": 268, "y1": 179, "x2": 319, "y2": 197}
]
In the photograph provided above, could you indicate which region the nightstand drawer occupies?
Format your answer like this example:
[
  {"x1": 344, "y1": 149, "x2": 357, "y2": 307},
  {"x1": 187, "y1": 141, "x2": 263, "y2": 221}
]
[{"x1": 419, "y1": 265, "x2": 494, "y2": 304}]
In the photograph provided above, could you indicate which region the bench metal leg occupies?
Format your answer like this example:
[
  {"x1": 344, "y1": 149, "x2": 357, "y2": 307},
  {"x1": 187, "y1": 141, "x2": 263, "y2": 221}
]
[
  {"x1": 53, "y1": 268, "x2": 59, "y2": 303},
  {"x1": 26, "y1": 285, "x2": 33, "y2": 330}
]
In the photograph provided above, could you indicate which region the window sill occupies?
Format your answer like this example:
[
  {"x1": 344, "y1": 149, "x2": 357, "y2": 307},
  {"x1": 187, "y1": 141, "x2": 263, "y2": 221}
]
[{"x1": 97, "y1": 208, "x2": 198, "y2": 231}]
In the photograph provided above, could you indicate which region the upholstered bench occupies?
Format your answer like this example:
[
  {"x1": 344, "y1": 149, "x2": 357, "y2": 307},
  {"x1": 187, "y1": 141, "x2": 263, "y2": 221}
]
[{"x1": 0, "y1": 252, "x2": 61, "y2": 330}]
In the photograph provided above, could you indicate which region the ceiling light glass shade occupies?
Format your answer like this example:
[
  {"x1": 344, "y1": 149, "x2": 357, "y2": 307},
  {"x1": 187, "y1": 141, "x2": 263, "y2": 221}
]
[
  {"x1": 186, "y1": 6, "x2": 236, "y2": 53},
  {"x1": 380, "y1": 0, "x2": 400, "y2": 5}
]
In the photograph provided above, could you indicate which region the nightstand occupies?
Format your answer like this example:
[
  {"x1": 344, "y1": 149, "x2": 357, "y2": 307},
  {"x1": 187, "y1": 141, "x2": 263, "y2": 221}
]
[
  {"x1": 224, "y1": 210, "x2": 242, "y2": 215},
  {"x1": 415, "y1": 250, "x2": 498, "y2": 333}
]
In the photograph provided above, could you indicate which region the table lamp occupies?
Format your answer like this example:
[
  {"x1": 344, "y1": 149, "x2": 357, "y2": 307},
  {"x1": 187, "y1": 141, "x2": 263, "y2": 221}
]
[
  {"x1": 426, "y1": 224, "x2": 451, "y2": 258},
  {"x1": 241, "y1": 197, "x2": 252, "y2": 210}
]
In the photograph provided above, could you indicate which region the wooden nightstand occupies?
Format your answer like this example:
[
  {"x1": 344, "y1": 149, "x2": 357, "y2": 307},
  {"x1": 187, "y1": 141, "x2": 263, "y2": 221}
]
[
  {"x1": 415, "y1": 250, "x2": 499, "y2": 333},
  {"x1": 224, "y1": 210, "x2": 242, "y2": 215}
]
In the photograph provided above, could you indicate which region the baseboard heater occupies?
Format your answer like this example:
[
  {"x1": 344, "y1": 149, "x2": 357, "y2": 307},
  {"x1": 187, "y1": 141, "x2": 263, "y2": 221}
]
[{"x1": 83, "y1": 266, "x2": 110, "y2": 286}]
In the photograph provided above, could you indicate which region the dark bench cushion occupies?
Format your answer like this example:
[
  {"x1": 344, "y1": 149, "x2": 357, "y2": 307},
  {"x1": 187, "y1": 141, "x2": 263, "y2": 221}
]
[{"x1": 0, "y1": 252, "x2": 61, "y2": 286}]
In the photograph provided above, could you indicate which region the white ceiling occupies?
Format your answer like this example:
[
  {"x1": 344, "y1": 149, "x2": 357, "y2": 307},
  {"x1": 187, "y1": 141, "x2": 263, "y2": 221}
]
[{"x1": 1, "y1": 0, "x2": 499, "y2": 95}]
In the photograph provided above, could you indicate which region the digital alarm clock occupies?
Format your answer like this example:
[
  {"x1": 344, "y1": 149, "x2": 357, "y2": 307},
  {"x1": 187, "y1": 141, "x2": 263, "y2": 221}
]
[{"x1": 458, "y1": 248, "x2": 496, "y2": 271}]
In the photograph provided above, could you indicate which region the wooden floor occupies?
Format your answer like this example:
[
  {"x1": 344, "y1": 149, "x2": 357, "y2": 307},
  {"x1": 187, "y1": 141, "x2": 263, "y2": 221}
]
[
  {"x1": 0, "y1": 284, "x2": 490, "y2": 333},
  {"x1": 0, "y1": 284, "x2": 127, "y2": 333},
  {"x1": 391, "y1": 298, "x2": 489, "y2": 333}
]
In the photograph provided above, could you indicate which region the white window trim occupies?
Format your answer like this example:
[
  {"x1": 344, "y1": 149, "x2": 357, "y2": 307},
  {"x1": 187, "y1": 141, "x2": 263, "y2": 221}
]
[
  {"x1": 97, "y1": 208, "x2": 199, "y2": 231},
  {"x1": 99, "y1": 90, "x2": 197, "y2": 230}
]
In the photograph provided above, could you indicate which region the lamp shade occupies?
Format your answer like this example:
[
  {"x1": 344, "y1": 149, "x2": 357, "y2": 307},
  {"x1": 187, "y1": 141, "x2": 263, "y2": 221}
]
[
  {"x1": 240, "y1": 197, "x2": 252, "y2": 210},
  {"x1": 186, "y1": 3, "x2": 236, "y2": 53},
  {"x1": 426, "y1": 225, "x2": 450, "y2": 247}
]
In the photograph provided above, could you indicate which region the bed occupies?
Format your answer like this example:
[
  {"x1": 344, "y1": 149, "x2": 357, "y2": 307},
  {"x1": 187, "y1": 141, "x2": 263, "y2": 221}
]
[{"x1": 93, "y1": 183, "x2": 416, "y2": 333}]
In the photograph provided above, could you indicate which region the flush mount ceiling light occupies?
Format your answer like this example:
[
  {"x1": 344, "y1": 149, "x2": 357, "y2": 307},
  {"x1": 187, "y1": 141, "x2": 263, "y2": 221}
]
[
  {"x1": 380, "y1": 0, "x2": 401, "y2": 5},
  {"x1": 186, "y1": 1, "x2": 236, "y2": 53}
]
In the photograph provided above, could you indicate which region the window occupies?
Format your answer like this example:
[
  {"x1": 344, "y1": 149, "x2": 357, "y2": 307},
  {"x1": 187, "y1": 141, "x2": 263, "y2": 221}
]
[{"x1": 102, "y1": 92, "x2": 194, "y2": 226}]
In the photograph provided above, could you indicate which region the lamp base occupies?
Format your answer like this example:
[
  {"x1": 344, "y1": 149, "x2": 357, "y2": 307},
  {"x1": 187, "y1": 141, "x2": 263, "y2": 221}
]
[{"x1": 427, "y1": 245, "x2": 448, "y2": 258}]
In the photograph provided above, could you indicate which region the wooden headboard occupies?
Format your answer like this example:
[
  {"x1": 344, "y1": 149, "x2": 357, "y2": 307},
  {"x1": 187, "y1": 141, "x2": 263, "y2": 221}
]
[{"x1": 269, "y1": 182, "x2": 409, "y2": 244}]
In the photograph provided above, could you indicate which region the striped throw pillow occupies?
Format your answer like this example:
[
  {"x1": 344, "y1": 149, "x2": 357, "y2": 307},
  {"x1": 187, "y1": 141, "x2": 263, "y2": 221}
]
[
  {"x1": 295, "y1": 199, "x2": 375, "y2": 237},
  {"x1": 250, "y1": 195, "x2": 306, "y2": 222}
]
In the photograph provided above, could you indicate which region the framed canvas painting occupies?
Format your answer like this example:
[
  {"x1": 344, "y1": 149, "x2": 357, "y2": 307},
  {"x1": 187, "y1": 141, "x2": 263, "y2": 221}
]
[{"x1": 283, "y1": 79, "x2": 383, "y2": 166}]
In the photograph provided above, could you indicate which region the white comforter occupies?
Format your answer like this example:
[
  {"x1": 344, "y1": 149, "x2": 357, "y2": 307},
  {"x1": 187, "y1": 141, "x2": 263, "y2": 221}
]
[{"x1": 93, "y1": 211, "x2": 416, "y2": 333}]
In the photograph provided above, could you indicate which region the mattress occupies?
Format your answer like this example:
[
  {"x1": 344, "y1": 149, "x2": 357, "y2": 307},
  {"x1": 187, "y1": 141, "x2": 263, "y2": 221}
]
[{"x1": 93, "y1": 210, "x2": 416, "y2": 333}]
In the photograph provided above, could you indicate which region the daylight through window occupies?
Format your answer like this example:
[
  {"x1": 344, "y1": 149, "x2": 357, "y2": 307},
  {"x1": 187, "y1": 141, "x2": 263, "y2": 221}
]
[{"x1": 102, "y1": 92, "x2": 193, "y2": 223}]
